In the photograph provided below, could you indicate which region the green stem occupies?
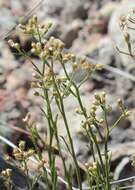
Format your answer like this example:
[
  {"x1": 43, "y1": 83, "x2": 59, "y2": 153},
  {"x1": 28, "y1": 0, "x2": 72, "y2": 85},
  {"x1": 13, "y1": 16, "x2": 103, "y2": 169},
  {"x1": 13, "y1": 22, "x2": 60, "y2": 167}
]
[
  {"x1": 75, "y1": 86, "x2": 105, "y2": 174},
  {"x1": 103, "y1": 108, "x2": 111, "y2": 190},
  {"x1": 60, "y1": 58, "x2": 105, "y2": 180},
  {"x1": 50, "y1": 59, "x2": 82, "y2": 190},
  {"x1": 55, "y1": 124, "x2": 73, "y2": 190}
]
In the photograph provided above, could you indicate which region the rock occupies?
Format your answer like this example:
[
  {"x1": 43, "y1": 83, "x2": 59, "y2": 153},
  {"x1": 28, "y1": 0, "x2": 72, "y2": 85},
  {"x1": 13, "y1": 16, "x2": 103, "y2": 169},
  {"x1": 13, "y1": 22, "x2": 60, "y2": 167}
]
[
  {"x1": 41, "y1": 0, "x2": 67, "y2": 15},
  {"x1": 7, "y1": 108, "x2": 21, "y2": 120},
  {"x1": 98, "y1": 2, "x2": 119, "y2": 20},
  {"x1": 111, "y1": 127, "x2": 135, "y2": 144},
  {"x1": 115, "y1": 77, "x2": 133, "y2": 97},
  {"x1": 61, "y1": 0, "x2": 89, "y2": 23},
  {"x1": 0, "y1": 89, "x2": 29, "y2": 138},
  {"x1": 90, "y1": 16, "x2": 108, "y2": 33},
  {"x1": 110, "y1": 142, "x2": 135, "y2": 161},
  {"x1": 71, "y1": 33, "x2": 103, "y2": 55},
  {"x1": 15, "y1": 87, "x2": 28, "y2": 101},
  {"x1": 87, "y1": 3, "x2": 115, "y2": 34},
  {"x1": 0, "y1": 156, "x2": 45, "y2": 190},
  {"x1": 0, "y1": 156, "x2": 28, "y2": 189},
  {"x1": 73, "y1": 138, "x2": 90, "y2": 163},
  {"x1": 61, "y1": 20, "x2": 83, "y2": 48},
  {"x1": 0, "y1": 90, "x2": 16, "y2": 112},
  {"x1": 0, "y1": 113, "x2": 12, "y2": 137},
  {"x1": 5, "y1": 64, "x2": 32, "y2": 90},
  {"x1": 113, "y1": 157, "x2": 133, "y2": 180},
  {"x1": 0, "y1": 42, "x2": 18, "y2": 70},
  {"x1": 97, "y1": 35, "x2": 115, "y2": 63}
]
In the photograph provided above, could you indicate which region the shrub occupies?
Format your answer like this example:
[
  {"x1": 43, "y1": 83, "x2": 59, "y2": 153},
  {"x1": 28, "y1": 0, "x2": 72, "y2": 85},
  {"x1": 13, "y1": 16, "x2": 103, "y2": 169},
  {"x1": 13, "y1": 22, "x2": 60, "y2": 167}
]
[{"x1": 1, "y1": 15, "x2": 130, "y2": 190}]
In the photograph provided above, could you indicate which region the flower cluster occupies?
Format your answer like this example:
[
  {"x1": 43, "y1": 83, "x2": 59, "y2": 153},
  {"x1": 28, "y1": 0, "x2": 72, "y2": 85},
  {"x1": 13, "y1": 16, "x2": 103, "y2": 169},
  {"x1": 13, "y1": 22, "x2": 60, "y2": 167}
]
[
  {"x1": 40, "y1": 37, "x2": 65, "y2": 60},
  {"x1": 19, "y1": 15, "x2": 52, "y2": 37},
  {"x1": 131, "y1": 155, "x2": 135, "y2": 167},
  {"x1": 73, "y1": 57, "x2": 102, "y2": 74},
  {"x1": 85, "y1": 162, "x2": 97, "y2": 175},
  {"x1": 13, "y1": 141, "x2": 34, "y2": 161},
  {"x1": 1, "y1": 168, "x2": 12, "y2": 189},
  {"x1": 62, "y1": 53, "x2": 76, "y2": 63},
  {"x1": 119, "y1": 15, "x2": 128, "y2": 31},
  {"x1": 117, "y1": 99, "x2": 130, "y2": 118},
  {"x1": 85, "y1": 162, "x2": 98, "y2": 184},
  {"x1": 81, "y1": 92, "x2": 106, "y2": 130},
  {"x1": 118, "y1": 9, "x2": 135, "y2": 56}
]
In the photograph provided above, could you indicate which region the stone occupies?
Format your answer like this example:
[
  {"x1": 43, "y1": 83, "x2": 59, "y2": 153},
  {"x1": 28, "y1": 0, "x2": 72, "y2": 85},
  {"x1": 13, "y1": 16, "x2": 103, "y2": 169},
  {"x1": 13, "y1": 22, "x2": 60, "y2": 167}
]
[
  {"x1": 0, "y1": 90, "x2": 16, "y2": 112},
  {"x1": 71, "y1": 33, "x2": 103, "y2": 55},
  {"x1": 61, "y1": 0, "x2": 89, "y2": 23},
  {"x1": 5, "y1": 65, "x2": 32, "y2": 90},
  {"x1": 61, "y1": 20, "x2": 83, "y2": 48},
  {"x1": 0, "y1": 156, "x2": 45, "y2": 190},
  {"x1": 0, "y1": 42, "x2": 18, "y2": 70},
  {"x1": 0, "y1": 156, "x2": 28, "y2": 189}
]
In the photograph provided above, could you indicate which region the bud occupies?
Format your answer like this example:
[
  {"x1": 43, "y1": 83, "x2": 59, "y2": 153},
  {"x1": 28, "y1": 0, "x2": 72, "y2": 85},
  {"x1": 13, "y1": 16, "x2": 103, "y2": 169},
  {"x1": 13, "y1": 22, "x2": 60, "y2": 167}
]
[
  {"x1": 24, "y1": 149, "x2": 35, "y2": 158},
  {"x1": 99, "y1": 118, "x2": 104, "y2": 124},
  {"x1": 18, "y1": 24, "x2": 26, "y2": 31},
  {"x1": 72, "y1": 62, "x2": 78, "y2": 70},
  {"x1": 19, "y1": 141, "x2": 25, "y2": 151},
  {"x1": 95, "y1": 63, "x2": 103, "y2": 70},
  {"x1": 117, "y1": 99, "x2": 123, "y2": 107},
  {"x1": 14, "y1": 43, "x2": 20, "y2": 49},
  {"x1": 8, "y1": 39, "x2": 15, "y2": 47},
  {"x1": 94, "y1": 93, "x2": 100, "y2": 101},
  {"x1": 124, "y1": 110, "x2": 130, "y2": 117}
]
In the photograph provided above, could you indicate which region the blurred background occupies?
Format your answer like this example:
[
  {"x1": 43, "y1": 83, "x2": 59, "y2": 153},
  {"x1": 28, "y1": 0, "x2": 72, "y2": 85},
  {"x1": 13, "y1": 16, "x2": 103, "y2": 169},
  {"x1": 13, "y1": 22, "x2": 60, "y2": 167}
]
[{"x1": 0, "y1": 0, "x2": 135, "y2": 188}]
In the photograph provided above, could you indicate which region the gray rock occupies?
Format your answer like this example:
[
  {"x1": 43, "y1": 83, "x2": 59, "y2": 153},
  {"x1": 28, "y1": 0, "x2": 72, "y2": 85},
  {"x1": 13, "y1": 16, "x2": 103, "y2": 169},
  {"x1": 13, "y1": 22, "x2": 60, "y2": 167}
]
[
  {"x1": 61, "y1": 0, "x2": 89, "y2": 23},
  {"x1": 0, "y1": 156, "x2": 46, "y2": 190},
  {"x1": 61, "y1": 20, "x2": 83, "y2": 48},
  {"x1": 5, "y1": 65, "x2": 32, "y2": 90},
  {"x1": 0, "y1": 156, "x2": 28, "y2": 189}
]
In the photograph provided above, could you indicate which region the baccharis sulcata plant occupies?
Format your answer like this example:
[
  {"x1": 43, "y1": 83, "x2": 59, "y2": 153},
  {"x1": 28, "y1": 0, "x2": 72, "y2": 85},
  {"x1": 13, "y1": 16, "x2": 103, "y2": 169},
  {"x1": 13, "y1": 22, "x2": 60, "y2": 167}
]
[{"x1": 6, "y1": 15, "x2": 130, "y2": 190}]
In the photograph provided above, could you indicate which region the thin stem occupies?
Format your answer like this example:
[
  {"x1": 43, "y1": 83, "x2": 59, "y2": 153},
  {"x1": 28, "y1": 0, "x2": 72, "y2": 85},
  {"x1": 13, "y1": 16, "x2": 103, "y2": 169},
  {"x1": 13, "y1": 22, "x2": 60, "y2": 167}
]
[
  {"x1": 110, "y1": 114, "x2": 125, "y2": 132},
  {"x1": 40, "y1": 57, "x2": 72, "y2": 189},
  {"x1": 103, "y1": 107, "x2": 111, "y2": 190},
  {"x1": 55, "y1": 124, "x2": 73, "y2": 190},
  {"x1": 75, "y1": 86, "x2": 105, "y2": 174},
  {"x1": 50, "y1": 59, "x2": 82, "y2": 190},
  {"x1": 60, "y1": 58, "x2": 105, "y2": 178}
]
